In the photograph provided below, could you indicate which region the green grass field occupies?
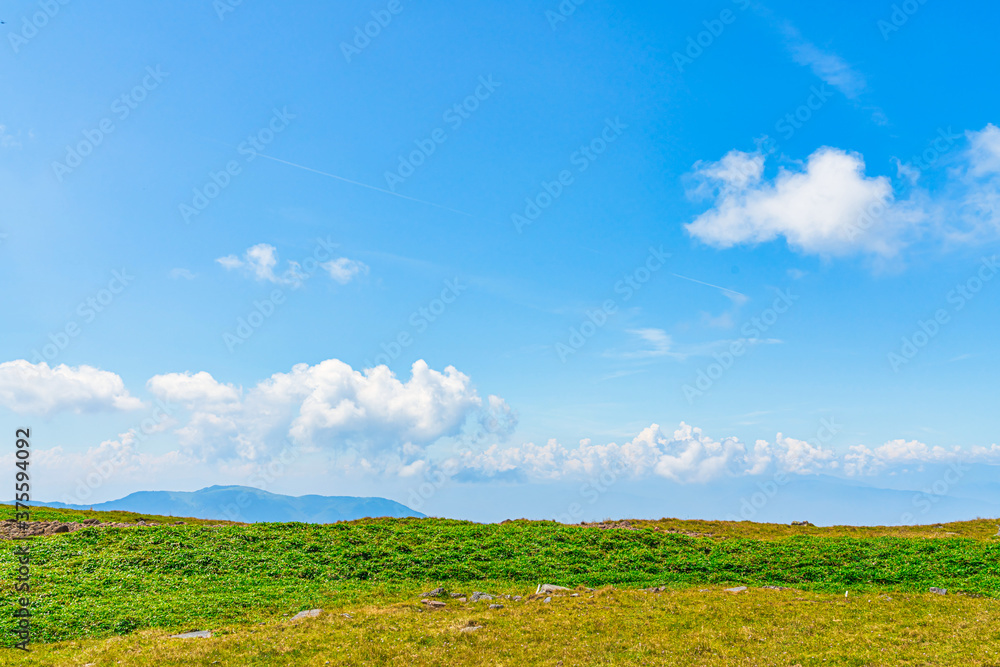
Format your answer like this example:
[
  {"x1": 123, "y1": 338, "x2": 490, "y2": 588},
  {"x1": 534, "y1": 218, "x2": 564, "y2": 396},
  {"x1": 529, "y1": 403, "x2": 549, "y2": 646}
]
[{"x1": 2, "y1": 505, "x2": 999, "y2": 665}]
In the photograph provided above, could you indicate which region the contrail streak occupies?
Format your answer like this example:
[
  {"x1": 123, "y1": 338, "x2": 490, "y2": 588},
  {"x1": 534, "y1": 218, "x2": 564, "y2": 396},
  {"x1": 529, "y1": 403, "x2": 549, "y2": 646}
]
[
  {"x1": 670, "y1": 272, "x2": 746, "y2": 298},
  {"x1": 254, "y1": 152, "x2": 474, "y2": 218}
]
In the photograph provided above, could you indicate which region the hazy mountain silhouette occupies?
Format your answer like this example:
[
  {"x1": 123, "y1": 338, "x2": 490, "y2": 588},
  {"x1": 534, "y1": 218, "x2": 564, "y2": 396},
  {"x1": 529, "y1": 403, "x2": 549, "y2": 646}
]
[{"x1": 26, "y1": 485, "x2": 425, "y2": 523}]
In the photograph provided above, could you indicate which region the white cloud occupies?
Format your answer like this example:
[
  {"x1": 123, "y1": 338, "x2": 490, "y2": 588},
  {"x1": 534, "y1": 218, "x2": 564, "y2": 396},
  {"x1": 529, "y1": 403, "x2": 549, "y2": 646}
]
[
  {"x1": 146, "y1": 371, "x2": 241, "y2": 409},
  {"x1": 844, "y1": 439, "x2": 963, "y2": 475},
  {"x1": 169, "y1": 268, "x2": 196, "y2": 280},
  {"x1": 686, "y1": 147, "x2": 903, "y2": 256},
  {"x1": 0, "y1": 361, "x2": 143, "y2": 416},
  {"x1": 0, "y1": 124, "x2": 25, "y2": 149},
  {"x1": 949, "y1": 124, "x2": 1000, "y2": 243},
  {"x1": 217, "y1": 243, "x2": 367, "y2": 287},
  {"x1": 452, "y1": 422, "x2": 836, "y2": 484},
  {"x1": 147, "y1": 359, "x2": 497, "y2": 462},
  {"x1": 621, "y1": 329, "x2": 684, "y2": 359},
  {"x1": 216, "y1": 243, "x2": 305, "y2": 287},
  {"x1": 686, "y1": 124, "x2": 1000, "y2": 258},
  {"x1": 447, "y1": 425, "x2": 1000, "y2": 483},
  {"x1": 787, "y1": 39, "x2": 866, "y2": 99},
  {"x1": 323, "y1": 257, "x2": 369, "y2": 284},
  {"x1": 218, "y1": 244, "x2": 299, "y2": 285}
]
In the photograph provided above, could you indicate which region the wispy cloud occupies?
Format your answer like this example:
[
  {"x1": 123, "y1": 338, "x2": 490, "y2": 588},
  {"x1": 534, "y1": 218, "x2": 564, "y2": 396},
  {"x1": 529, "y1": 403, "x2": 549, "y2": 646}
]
[
  {"x1": 216, "y1": 243, "x2": 369, "y2": 288},
  {"x1": 783, "y1": 31, "x2": 866, "y2": 99}
]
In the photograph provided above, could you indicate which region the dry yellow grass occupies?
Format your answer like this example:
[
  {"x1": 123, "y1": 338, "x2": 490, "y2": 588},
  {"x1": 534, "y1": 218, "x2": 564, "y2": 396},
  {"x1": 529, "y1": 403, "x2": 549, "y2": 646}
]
[{"x1": 7, "y1": 585, "x2": 1000, "y2": 666}]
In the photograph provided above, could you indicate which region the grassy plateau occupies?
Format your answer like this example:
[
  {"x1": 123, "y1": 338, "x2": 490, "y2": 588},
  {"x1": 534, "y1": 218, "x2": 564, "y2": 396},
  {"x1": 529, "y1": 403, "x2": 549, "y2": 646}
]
[{"x1": 2, "y1": 505, "x2": 999, "y2": 665}]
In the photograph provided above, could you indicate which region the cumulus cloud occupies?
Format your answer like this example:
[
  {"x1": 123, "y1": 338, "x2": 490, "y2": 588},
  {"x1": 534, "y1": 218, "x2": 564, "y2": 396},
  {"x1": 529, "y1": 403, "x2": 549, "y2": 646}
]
[
  {"x1": 0, "y1": 361, "x2": 143, "y2": 416},
  {"x1": 451, "y1": 422, "x2": 836, "y2": 484},
  {"x1": 437, "y1": 423, "x2": 1000, "y2": 484},
  {"x1": 146, "y1": 359, "x2": 499, "y2": 462},
  {"x1": 685, "y1": 124, "x2": 1000, "y2": 258},
  {"x1": 146, "y1": 371, "x2": 241, "y2": 409},
  {"x1": 686, "y1": 147, "x2": 904, "y2": 256},
  {"x1": 217, "y1": 243, "x2": 368, "y2": 287},
  {"x1": 843, "y1": 439, "x2": 968, "y2": 475}
]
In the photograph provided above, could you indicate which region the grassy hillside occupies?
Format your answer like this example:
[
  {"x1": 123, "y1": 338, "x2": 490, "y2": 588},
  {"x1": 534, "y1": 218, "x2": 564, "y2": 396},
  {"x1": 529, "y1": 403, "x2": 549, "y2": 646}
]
[{"x1": 2, "y1": 509, "x2": 1000, "y2": 649}]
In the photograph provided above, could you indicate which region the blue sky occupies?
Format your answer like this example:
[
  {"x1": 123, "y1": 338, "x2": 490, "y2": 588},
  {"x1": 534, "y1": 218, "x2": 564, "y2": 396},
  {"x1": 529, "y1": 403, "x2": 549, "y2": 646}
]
[{"x1": 2, "y1": 0, "x2": 999, "y2": 523}]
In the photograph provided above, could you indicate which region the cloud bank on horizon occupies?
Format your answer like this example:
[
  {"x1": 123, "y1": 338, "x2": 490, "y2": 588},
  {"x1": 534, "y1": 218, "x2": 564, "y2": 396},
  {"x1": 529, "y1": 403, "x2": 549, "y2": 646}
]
[{"x1": 3, "y1": 359, "x2": 997, "y2": 500}]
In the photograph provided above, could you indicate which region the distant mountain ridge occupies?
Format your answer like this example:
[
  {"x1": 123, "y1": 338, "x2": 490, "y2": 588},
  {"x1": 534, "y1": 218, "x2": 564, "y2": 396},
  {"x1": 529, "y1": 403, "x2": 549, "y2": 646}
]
[{"x1": 19, "y1": 485, "x2": 425, "y2": 523}]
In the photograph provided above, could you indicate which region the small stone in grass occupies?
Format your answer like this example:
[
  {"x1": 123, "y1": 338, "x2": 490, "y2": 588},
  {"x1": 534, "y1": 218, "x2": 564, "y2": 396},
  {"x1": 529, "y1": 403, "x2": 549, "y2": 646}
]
[{"x1": 930, "y1": 587, "x2": 947, "y2": 595}]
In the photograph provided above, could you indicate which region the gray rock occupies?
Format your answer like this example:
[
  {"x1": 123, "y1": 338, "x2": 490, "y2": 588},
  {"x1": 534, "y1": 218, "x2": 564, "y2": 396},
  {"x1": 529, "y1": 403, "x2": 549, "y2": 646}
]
[
  {"x1": 488, "y1": 604, "x2": 504, "y2": 610},
  {"x1": 170, "y1": 630, "x2": 211, "y2": 639},
  {"x1": 724, "y1": 586, "x2": 748, "y2": 593},
  {"x1": 422, "y1": 587, "x2": 447, "y2": 597},
  {"x1": 470, "y1": 591, "x2": 494, "y2": 602},
  {"x1": 513, "y1": 596, "x2": 522, "y2": 602},
  {"x1": 460, "y1": 625, "x2": 483, "y2": 633},
  {"x1": 536, "y1": 583, "x2": 570, "y2": 594},
  {"x1": 930, "y1": 587, "x2": 947, "y2": 595},
  {"x1": 543, "y1": 596, "x2": 552, "y2": 603},
  {"x1": 290, "y1": 609, "x2": 322, "y2": 620}
]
